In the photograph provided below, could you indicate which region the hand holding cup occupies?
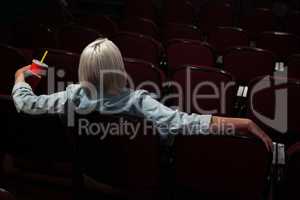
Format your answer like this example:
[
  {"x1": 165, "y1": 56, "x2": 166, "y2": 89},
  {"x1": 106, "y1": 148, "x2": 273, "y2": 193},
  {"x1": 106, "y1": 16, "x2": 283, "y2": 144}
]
[{"x1": 16, "y1": 51, "x2": 49, "y2": 89}]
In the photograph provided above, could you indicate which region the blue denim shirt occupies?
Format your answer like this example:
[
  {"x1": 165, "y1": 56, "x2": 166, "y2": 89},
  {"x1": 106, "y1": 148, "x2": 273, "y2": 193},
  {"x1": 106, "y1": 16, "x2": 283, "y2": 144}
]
[{"x1": 12, "y1": 82, "x2": 212, "y2": 137}]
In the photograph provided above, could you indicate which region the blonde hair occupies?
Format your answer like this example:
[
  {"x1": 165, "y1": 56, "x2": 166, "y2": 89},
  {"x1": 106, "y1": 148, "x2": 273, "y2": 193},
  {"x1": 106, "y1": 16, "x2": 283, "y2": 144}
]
[{"x1": 78, "y1": 38, "x2": 127, "y2": 95}]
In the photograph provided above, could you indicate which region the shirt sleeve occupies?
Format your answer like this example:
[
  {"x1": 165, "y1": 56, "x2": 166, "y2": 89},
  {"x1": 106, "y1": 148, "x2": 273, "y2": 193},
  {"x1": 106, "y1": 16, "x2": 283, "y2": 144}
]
[
  {"x1": 11, "y1": 82, "x2": 77, "y2": 114},
  {"x1": 134, "y1": 90, "x2": 212, "y2": 137}
]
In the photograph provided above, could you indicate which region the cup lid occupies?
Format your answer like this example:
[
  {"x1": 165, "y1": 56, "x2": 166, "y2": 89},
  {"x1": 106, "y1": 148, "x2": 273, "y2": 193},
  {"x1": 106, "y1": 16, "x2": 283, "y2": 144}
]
[{"x1": 32, "y1": 59, "x2": 48, "y2": 68}]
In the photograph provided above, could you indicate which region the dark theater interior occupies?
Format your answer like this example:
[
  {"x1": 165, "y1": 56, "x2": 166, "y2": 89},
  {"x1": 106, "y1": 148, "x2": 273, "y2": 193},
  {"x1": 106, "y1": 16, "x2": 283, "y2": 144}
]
[{"x1": 0, "y1": 0, "x2": 300, "y2": 199}]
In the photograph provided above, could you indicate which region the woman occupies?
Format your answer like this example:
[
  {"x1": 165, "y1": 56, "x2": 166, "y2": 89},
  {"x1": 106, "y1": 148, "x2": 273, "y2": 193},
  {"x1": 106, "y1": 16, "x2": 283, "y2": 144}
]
[{"x1": 12, "y1": 38, "x2": 273, "y2": 151}]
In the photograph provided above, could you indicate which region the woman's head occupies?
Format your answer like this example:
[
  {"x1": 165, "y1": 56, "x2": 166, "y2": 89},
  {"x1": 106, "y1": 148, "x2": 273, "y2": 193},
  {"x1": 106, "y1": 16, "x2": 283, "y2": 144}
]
[{"x1": 78, "y1": 38, "x2": 127, "y2": 95}]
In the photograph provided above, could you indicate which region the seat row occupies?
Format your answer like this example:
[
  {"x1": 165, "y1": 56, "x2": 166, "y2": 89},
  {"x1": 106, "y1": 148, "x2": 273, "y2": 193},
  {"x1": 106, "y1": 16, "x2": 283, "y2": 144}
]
[
  {"x1": 1, "y1": 44, "x2": 300, "y2": 146},
  {"x1": 125, "y1": 0, "x2": 300, "y2": 37},
  {"x1": 2, "y1": 42, "x2": 300, "y2": 93},
  {"x1": 1, "y1": 92, "x2": 300, "y2": 200},
  {"x1": 0, "y1": 95, "x2": 272, "y2": 200},
  {"x1": 2, "y1": 7, "x2": 300, "y2": 58},
  {"x1": 3, "y1": 18, "x2": 300, "y2": 65}
]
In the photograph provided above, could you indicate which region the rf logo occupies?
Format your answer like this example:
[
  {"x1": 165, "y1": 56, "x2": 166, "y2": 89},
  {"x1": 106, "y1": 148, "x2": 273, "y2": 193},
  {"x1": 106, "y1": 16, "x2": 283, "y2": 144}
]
[{"x1": 250, "y1": 71, "x2": 288, "y2": 133}]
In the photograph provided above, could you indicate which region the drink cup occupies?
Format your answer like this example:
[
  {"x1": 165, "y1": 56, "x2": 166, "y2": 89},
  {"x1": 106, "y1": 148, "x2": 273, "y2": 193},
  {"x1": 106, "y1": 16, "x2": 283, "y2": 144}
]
[
  {"x1": 24, "y1": 59, "x2": 48, "y2": 90},
  {"x1": 30, "y1": 59, "x2": 48, "y2": 76}
]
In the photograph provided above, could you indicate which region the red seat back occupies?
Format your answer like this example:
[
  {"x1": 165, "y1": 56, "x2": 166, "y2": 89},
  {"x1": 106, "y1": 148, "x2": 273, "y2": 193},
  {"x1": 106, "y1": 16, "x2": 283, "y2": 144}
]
[
  {"x1": 287, "y1": 54, "x2": 300, "y2": 80},
  {"x1": 174, "y1": 135, "x2": 271, "y2": 200},
  {"x1": 124, "y1": 58, "x2": 165, "y2": 95},
  {"x1": 77, "y1": 15, "x2": 118, "y2": 38},
  {"x1": 247, "y1": 76, "x2": 300, "y2": 142},
  {"x1": 198, "y1": 2, "x2": 233, "y2": 33},
  {"x1": 164, "y1": 0, "x2": 195, "y2": 24},
  {"x1": 163, "y1": 23, "x2": 202, "y2": 43},
  {"x1": 0, "y1": 95, "x2": 19, "y2": 152},
  {"x1": 113, "y1": 32, "x2": 163, "y2": 66},
  {"x1": 12, "y1": 23, "x2": 57, "y2": 49},
  {"x1": 120, "y1": 17, "x2": 159, "y2": 40},
  {"x1": 240, "y1": 8, "x2": 274, "y2": 40},
  {"x1": 167, "y1": 39, "x2": 214, "y2": 70},
  {"x1": 256, "y1": 31, "x2": 300, "y2": 61},
  {"x1": 57, "y1": 25, "x2": 103, "y2": 53},
  {"x1": 124, "y1": 0, "x2": 156, "y2": 21},
  {"x1": 284, "y1": 142, "x2": 300, "y2": 200},
  {"x1": 0, "y1": 189, "x2": 15, "y2": 200},
  {"x1": 172, "y1": 66, "x2": 236, "y2": 116},
  {"x1": 223, "y1": 47, "x2": 275, "y2": 84},
  {"x1": 208, "y1": 26, "x2": 249, "y2": 54},
  {"x1": 74, "y1": 113, "x2": 160, "y2": 197},
  {"x1": 286, "y1": 11, "x2": 300, "y2": 36},
  {"x1": 0, "y1": 95, "x2": 72, "y2": 177}
]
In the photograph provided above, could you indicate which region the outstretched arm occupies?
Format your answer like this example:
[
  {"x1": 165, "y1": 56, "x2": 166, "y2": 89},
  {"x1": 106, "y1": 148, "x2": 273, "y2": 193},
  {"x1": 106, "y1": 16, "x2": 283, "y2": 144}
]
[
  {"x1": 136, "y1": 91, "x2": 273, "y2": 152},
  {"x1": 209, "y1": 116, "x2": 273, "y2": 152},
  {"x1": 12, "y1": 65, "x2": 72, "y2": 114}
]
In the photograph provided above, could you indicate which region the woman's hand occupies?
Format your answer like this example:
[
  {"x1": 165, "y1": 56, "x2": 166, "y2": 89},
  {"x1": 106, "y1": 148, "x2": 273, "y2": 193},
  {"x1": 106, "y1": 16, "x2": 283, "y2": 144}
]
[
  {"x1": 15, "y1": 65, "x2": 31, "y2": 83},
  {"x1": 210, "y1": 116, "x2": 273, "y2": 152},
  {"x1": 246, "y1": 119, "x2": 273, "y2": 152}
]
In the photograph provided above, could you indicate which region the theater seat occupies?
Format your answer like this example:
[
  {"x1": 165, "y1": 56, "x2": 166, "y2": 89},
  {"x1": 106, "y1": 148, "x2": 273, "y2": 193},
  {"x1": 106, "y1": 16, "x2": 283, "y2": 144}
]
[
  {"x1": 240, "y1": 8, "x2": 275, "y2": 40},
  {"x1": 198, "y1": 2, "x2": 233, "y2": 34},
  {"x1": 286, "y1": 10, "x2": 300, "y2": 36},
  {"x1": 0, "y1": 189, "x2": 15, "y2": 200},
  {"x1": 282, "y1": 142, "x2": 300, "y2": 200},
  {"x1": 247, "y1": 76, "x2": 300, "y2": 144},
  {"x1": 256, "y1": 31, "x2": 300, "y2": 61},
  {"x1": 174, "y1": 135, "x2": 272, "y2": 200},
  {"x1": 164, "y1": 0, "x2": 195, "y2": 24},
  {"x1": 0, "y1": 95, "x2": 19, "y2": 153},
  {"x1": 124, "y1": 57, "x2": 165, "y2": 95},
  {"x1": 120, "y1": 17, "x2": 159, "y2": 40},
  {"x1": 12, "y1": 23, "x2": 57, "y2": 49},
  {"x1": 113, "y1": 32, "x2": 163, "y2": 67},
  {"x1": 0, "y1": 96, "x2": 74, "y2": 192},
  {"x1": 162, "y1": 23, "x2": 202, "y2": 43},
  {"x1": 73, "y1": 113, "x2": 161, "y2": 199},
  {"x1": 223, "y1": 47, "x2": 275, "y2": 84},
  {"x1": 171, "y1": 66, "x2": 236, "y2": 116},
  {"x1": 124, "y1": 0, "x2": 156, "y2": 21},
  {"x1": 77, "y1": 15, "x2": 118, "y2": 38},
  {"x1": 208, "y1": 26, "x2": 249, "y2": 55},
  {"x1": 167, "y1": 39, "x2": 215, "y2": 70},
  {"x1": 57, "y1": 25, "x2": 103, "y2": 53},
  {"x1": 287, "y1": 54, "x2": 300, "y2": 80}
]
